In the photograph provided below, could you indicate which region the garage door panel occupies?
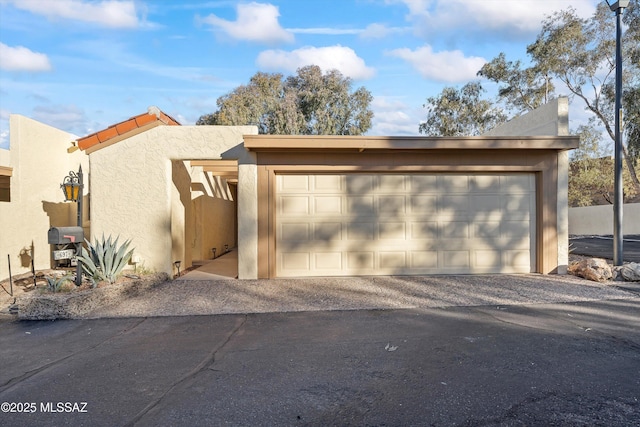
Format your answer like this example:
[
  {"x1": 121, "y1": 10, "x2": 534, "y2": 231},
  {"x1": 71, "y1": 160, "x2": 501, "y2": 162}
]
[
  {"x1": 280, "y1": 196, "x2": 309, "y2": 215},
  {"x1": 315, "y1": 252, "x2": 342, "y2": 270},
  {"x1": 378, "y1": 195, "x2": 406, "y2": 214},
  {"x1": 442, "y1": 251, "x2": 471, "y2": 268},
  {"x1": 473, "y1": 222, "x2": 501, "y2": 238},
  {"x1": 282, "y1": 253, "x2": 310, "y2": 271},
  {"x1": 440, "y1": 222, "x2": 470, "y2": 238},
  {"x1": 474, "y1": 250, "x2": 502, "y2": 267},
  {"x1": 280, "y1": 175, "x2": 309, "y2": 191},
  {"x1": 314, "y1": 196, "x2": 342, "y2": 214},
  {"x1": 346, "y1": 175, "x2": 374, "y2": 192},
  {"x1": 347, "y1": 196, "x2": 375, "y2": 215},
  {"x1": 440, "y1": 195, "x2": 469, "y2": 213},
  {"x1": 379, "y1": 252, "x2": 407, "y2": 269},
  {"x1": 410, "y1": 251, "x2": 438, "y2": 268},
  {"x1": 347, "y1": 222, "x2": 375, "y2": 240},
  {"x1": 410, "y1": 222, "x2": 439, "y2": 239},
  {"x1": 347, "y1": 252, "x2": 375, "y2": 269},
  {"x1": 440, "y1": 175, "x2": 470, "y2": 191},
  {"x1": 471, "y1": 175, "x2": 501, "y2": 191},
  {"x1": 314, "y1": 222, "x2": 342, "y2": 240},
  {"x1": 280, "y1": 223, "x2": 310, "y2": 241},
  {"x1": 314, "y1": 175, "x2": 342, "y2": 191},
  {"x1": 502, "y1": 174, "x2": 534, "y2": 191},
  {"x1": 410, "y1": 175, "x2": 437, "y2": 191},
  {"x1": 379, "y1": 222, "x2": 406, "y2": 240},
  {"x1": 472, "y1": 194, "x2": 502, "y2": 212},
  {"x1": 410, "y1": 195, "x2": 438, "y2": 213},
  {"x1": 379, "y1": 175, "x2": 407, "y2": 190},
  {"x1": 276, "y1": 173, "x2": 536, "y2": 277}
]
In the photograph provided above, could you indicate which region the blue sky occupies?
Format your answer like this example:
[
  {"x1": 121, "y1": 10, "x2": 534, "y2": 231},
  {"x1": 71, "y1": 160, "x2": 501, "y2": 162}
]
[{"x1": 0, "y1": 0, "x2": 602, "y2": 149}]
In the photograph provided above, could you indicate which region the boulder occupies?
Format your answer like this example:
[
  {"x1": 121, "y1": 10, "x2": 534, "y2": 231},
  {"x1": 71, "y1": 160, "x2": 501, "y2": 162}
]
[
  {"x1": 616, "y1": 262, "x2": 640, "y2": 282},
  {"x1": 568, "y1": 258, "x2": 613, "y2": 282}
]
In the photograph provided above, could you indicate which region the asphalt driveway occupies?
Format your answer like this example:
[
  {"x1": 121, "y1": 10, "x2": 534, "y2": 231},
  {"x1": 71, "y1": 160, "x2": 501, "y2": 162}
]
[
  {"x1": 2, "y1": 295, "x2": 640, "y2": 426},
  {"x1": 570, "y1": 234, "x2": 640, "y2": 263}
]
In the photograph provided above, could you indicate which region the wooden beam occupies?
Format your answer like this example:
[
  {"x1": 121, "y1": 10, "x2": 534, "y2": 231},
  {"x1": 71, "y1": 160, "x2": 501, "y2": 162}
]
[
  {"x1": 0, "y1": 166, "x2": 12, "y2": 177},
  {"x1": 190, "y1": 160, "x2": 238, "y2": 167}
]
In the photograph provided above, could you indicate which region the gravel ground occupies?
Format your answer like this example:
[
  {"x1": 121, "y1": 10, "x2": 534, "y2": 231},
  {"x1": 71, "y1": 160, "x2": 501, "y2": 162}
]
[{"x1": 86, "y1": 273, "x2": 639, "y2": 319}]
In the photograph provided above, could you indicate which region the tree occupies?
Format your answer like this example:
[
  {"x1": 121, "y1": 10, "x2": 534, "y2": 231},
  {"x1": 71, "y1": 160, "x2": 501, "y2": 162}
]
[
  {"x1": 568, "y1": 125, "x2": 638, "y2": 206},
  {"x1": 481, "y1": 3, "x2": 640, "y2": 188},
  {"x1": 197, "y1": 65, "x2": 373, "y2": 135},
  {"x1": 419, "y1": 82, "x2": 507, "y2": 136},
  {"x1": 477, "y1": 52, "x2": 552, "y2": 115}
]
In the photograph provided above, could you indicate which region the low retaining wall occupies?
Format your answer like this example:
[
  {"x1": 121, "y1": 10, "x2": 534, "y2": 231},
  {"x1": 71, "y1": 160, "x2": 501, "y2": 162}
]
[{"x1": 569, "y1": 203, "x2": 640, "y2": 235}]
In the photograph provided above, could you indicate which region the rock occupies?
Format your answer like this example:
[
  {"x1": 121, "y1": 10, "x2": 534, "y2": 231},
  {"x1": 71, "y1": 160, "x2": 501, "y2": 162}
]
[
  {"x1": 616, "y1": 262, "x2": 640, "y2": 282},
  {"x1": 568, "y1": 258, "x2": 613, "y2": 282}
]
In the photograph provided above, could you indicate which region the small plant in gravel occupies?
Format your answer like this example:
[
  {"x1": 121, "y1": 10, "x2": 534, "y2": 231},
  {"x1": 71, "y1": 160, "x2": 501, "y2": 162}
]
[
  {"x1": 77, "y1": 234, "x2": 134, "y2": 287},
  {"x1": 44, "y1": 274, "x2": 73, "y2": 293}
]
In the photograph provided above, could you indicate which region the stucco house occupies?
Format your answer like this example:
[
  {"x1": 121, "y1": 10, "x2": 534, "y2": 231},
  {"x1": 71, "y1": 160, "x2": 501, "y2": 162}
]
[{"x1": 1, "y1": 99, "x2": 578, "y2": 281}]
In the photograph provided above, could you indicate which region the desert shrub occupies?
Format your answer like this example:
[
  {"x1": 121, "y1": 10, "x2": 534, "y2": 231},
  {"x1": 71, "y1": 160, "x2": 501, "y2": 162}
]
[
  {"x1": 44, "y1": 274, "x2": 73, "y2": 293},
  {"x1": 77, "y1": 235, "x2": 134, "y2": 286}
]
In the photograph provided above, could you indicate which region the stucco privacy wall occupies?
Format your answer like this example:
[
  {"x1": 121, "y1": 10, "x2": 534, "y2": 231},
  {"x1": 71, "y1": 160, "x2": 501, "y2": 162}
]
[
  {"x1": 0, "y1": 115, "x2": 88, "y2": 279},
  {"x1": 569, "y1": 203, "x2": 640, "y2": 235},
  {"x1": 483, "y1": 97, "x2": 570, "y2": 273},
  {"x1": 88, "y1": 125, "x2": 257, "y2": 276}
]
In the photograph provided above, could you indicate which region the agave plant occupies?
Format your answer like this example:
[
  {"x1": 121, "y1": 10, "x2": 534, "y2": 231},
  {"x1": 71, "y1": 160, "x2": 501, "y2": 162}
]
[
  {"x1": 77, "y1": 234, "x2": 134, "y2": 286},
  {"x1": 44, "y1": 274, "x2": 73, "y2": 293}
]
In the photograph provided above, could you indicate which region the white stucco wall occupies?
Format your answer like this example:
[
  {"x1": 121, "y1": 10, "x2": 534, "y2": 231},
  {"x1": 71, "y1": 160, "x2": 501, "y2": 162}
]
[
  {"x1": 237, "y1": 163, "x2": 258, "y2": 279},
  {"x1": 483, "y1": 97, "x2": 569, "y2": 137},
  {"x1": 88, "y1": 125, "x2": 257, "y2": 276},
  {"x1": 0, "y1": 115, "x2": 88, "y2": 279},
  {"x1": 0, "y1": 149, "x2": 9, "y2": 166},
  {"x1": 569, "y1": 203, "x2": 640, "y2": 235}
]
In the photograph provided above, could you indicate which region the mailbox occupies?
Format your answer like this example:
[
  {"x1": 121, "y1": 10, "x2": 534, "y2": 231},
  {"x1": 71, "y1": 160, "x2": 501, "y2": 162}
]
[{"x1": 48, "y1": 226, "x2": 84, "y2": 245}]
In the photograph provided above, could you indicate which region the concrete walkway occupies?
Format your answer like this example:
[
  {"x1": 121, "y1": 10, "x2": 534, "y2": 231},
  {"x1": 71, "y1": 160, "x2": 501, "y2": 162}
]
[{"x1": 182, "y1": 250, "x2": 238, "y2": 280}]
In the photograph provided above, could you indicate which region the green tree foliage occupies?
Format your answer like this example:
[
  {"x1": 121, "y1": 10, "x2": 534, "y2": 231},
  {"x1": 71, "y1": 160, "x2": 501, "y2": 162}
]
[
  {"x1": 419, "y1": 82, "x2": 507, "y2": 136},
  {"x1": 480, "y1": 2, "x2": 640, "y2": 187},
  {"x1": 622, "y1": 3, "x2": 640, "y2": 161},
  {"x1": 477, "y1": 53, "x2": 553, "y2": 114},
  {"x1": 197, "y1": 65, "x2": 373, "y2": 135},
  {"x1": 569, "y1": 125, "x2": 638, "y2": 206}
]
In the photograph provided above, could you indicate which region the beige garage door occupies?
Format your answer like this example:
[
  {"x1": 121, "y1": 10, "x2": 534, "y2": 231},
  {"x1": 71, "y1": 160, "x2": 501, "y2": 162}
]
[{"x1": 276, "y1": 173, "x2": 536, "y2": 277}]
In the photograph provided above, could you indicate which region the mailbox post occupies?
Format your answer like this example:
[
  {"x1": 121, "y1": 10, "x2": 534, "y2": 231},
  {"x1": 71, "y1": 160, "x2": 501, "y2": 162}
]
[{"x1": 60, "y1": 166, "x2": 84, "y2": 287}]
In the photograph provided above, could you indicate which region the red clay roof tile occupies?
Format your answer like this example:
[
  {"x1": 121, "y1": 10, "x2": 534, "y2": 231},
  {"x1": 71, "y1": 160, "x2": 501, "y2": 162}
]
[{"x1": 77, "y1": 106, "x2": 181, "y2": 152}]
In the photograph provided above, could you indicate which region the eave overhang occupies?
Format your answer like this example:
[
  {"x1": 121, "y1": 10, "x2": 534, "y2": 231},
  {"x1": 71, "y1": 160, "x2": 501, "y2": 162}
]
[{"x1": 243, "y1": 135, "x2": 580, "y2": 153}]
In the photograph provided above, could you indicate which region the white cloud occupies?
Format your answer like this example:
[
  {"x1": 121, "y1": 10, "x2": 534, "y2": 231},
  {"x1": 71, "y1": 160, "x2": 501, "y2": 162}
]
[
  {"x1": 0, "y1": 42, "x2": 52, "y2": 72},
  {"x1": 0, "y1": 111, "x2": 9, "y2": 149},
  {"x1": 369, "y1": 96, "x2": 420, "y2": 135},
  {"x1": 256, "y1": 45, "x2": 375, "y2": 80},
  {"x1": 288, "y1": 27, "x2": 360, "y2": 35},
  {"x1": 201, "y1": 2, "x2": 294, "y2": 44},
  {"x1": 387, "y1": 45, "x2": 486, "y2": 83},
  {"x1": 4, "y1": 0, "x2": 144, "y2": 29},
  {"x1": 32, "y1": 104, "x2": 86, "y2": 136},
  {"x1": 389, "y1": 0, "x2": 596, "y2": 37},
  {"x1": 359, "y1": 23, "x2": 405, "y2": 40}
]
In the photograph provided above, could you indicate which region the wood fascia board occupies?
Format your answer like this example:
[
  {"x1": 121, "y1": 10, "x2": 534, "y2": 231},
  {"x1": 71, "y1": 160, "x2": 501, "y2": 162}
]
[
  {"x1": 84, "y1": 122, "x2": 164, "y2": 154},
  {"x1": 243, "y1": 135, "x2": 580, "y2": 152},
  {"x1": 190, "y1": 160, "x2": 239, "y2": 176},
  {"x1": 205, "y1": 172, "x2": 238, "y2": 178},
  {"x1": 0, "y1": 165, "x2": 12, "y2": 176},
  {"x1": 202, "y1": 167, "x2": 238, "y2": 173}
]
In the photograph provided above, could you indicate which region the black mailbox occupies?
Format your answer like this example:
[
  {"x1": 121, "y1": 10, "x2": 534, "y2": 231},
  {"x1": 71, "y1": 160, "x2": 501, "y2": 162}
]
[{"x1": 48, "y1": 226, "x2": 84, "y2": 245}]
